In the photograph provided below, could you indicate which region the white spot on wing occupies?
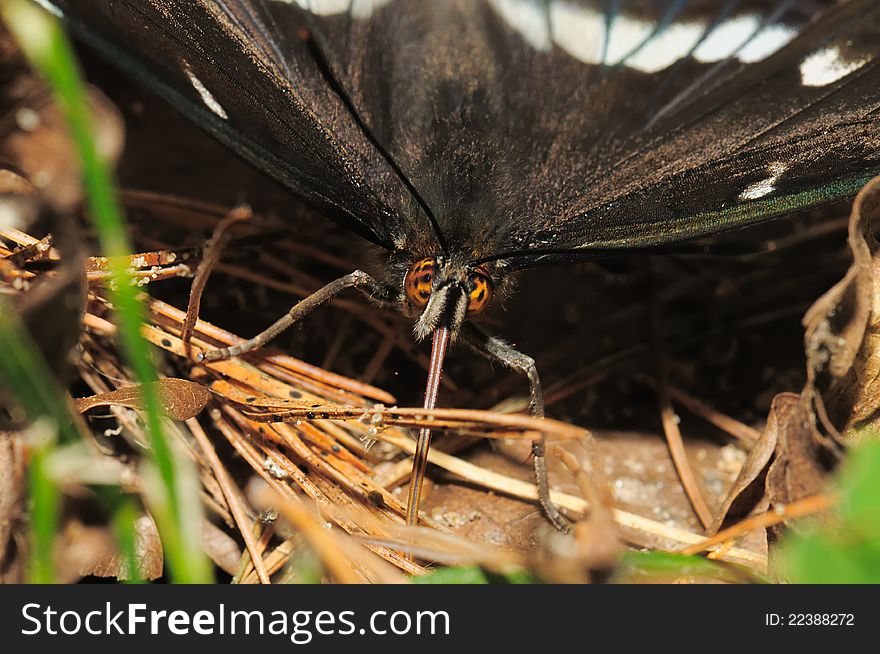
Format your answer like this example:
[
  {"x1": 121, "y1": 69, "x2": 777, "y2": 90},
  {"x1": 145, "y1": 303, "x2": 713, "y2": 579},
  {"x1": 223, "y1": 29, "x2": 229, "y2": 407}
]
[
  {"x1": 182, "y1": 63, "x2": 228, "y2": 120},
  {"x1": 624, "y1": 21, "x2": 706, "y2": 73},
  {"x1": 349, "y1": 0, "x2": 393, "y2": 19},
  {"x1": 737, "y1": 23, "x2": 797, "y2": 63},
  {"x1": 548, "y1": 1, "x2": 604, "y2": 64},
  {"x1": 739, "y1": 162, "x2": 788, "y2": 200},
  {"x1": 693, "y1": 15, "x2": 796, "y2": 65},
  {"x1": 291, "y1": 0, "x2": 352, "y2": 15},
  {"x1": 605, "y1": 15, "x2": 654, "y2": 65},
  {"x1": 800, "y1": 45, "x2": 871, "y2": 87},
  {"x1": 491, "y1": 3, "x2": 794, "y2": 72},
  {"x1": 489, "y1": 0, "x2": 551, "y2": 51},
  {"x1": 693, "y1": 14, "x2": 760, "y2": 63},
  {"x1": 282, "y1": 0, "x2": 392, "y2": 19}
]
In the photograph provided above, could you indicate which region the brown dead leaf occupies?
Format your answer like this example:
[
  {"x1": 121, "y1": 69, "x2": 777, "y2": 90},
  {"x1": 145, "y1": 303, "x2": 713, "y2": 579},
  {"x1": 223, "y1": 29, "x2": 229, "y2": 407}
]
[
  {"x1": 766, "y1": 402, "x2": 829, "y2": 515},
  {"x1": 802, "y1": 175, "x2": 880, "y2": 447},
  {"x1": 707, "y1": 174, "x2": 880, "y2": 534},
  {"x1": 709, "y1": 393, "x2": 794, "y2": 533},
  {"x1": 54, "y1": 520, "x2": 115, "y2": 583},
  {"x1": 711, "y1": 391, "x2": 834, "y2": 534},
  {"x1": 86, "y1": 513, "x2": 163, "y2": 581},
  {"x1": 201, "y1": 519, "x2": 242, "y2": 576},
  {"x1": 74, "y1": 378, "x2": 211, "y2": 421},
  {"x1": 0, "y1": 432, "x2": 25, "y2": 582}
]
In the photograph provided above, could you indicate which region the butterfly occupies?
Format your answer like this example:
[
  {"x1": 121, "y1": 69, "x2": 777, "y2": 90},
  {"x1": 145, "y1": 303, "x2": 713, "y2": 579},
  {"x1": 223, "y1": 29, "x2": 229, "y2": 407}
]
[{"x1": 43, "y1": 0, "x2": 880, "y2": 530}]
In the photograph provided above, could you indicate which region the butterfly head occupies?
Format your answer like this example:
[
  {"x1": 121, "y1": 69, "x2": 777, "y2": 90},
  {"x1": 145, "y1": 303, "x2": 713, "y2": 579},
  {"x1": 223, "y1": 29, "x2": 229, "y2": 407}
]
[{"x1": 402, "y1": 256, "x2": 494, "y2": 341}]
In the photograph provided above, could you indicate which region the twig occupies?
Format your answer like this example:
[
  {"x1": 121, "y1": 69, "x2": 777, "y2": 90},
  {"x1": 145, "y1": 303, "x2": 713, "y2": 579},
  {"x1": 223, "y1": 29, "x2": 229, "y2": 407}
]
[
  {"x1": 215, "y1": 408, "x2": 428, "y2": 574},
  {"x1": 186, "y1": 417, "x2": 271, "y2": 584},
  {"x1": 251, "y1": 487, "x2": 364, "y2": 584},
  {"x1": 636, "y1": 375, "x2": 760, "y2": 445},
  {"x1": 182, "y1": 205, "x2": 251, "y2": 358},
  {"x1": 380, "y1": 430, "x2": 764, "y2": 567},
  {"x1": 665, "y1": 385, "x2": 760, "y2": 445},
  {"x1": 214, "y1": 378, "x2": 588, "y2": 442},
  {"x1": 680, "y1": 494, "x2": 837, "y2": 556},
  {"x1": 657, "y1": 385, "x2": 714, "y2": 530},
  {"x1": 151, "y1": 297, "x2": 396, "y2": 403}
]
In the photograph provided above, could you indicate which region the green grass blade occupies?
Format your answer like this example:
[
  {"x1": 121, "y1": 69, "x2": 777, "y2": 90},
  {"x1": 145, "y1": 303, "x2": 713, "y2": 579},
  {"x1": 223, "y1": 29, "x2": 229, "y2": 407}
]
[
  {"x1": 113, "y1": 500, "x2": 145, "y2": 584},
  {"x1": 0, "y1": 302, "x2": 73, "y2": 583},
  {"x1": 2, "y1": 0, "x2": 211, "y2": 583}
]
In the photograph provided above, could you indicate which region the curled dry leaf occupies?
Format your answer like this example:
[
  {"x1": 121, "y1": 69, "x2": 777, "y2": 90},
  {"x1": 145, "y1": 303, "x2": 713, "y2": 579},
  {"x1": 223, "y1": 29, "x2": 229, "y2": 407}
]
[
  {"x1": 765, "y1": 401, "x2": 829, "y2": 524},
  {"x1": 201, "y1": 519, "x2": 243, "y2": 576},
  {"x1": 85, "y1": 513, "x2": 164, "y2": 581},
  {"x1": 707, "y1": 393, "x2": 800, "y2": 534},
  {"x1": 55, "y1": 519, "x2": 117, "y2": 584},
  {"x1": 712, "y1": 177, "x2": 880, "y2": 532},
  {"x1": 74, "y1": 378, "x2": 211, "y2": 421},
  {"x1": 709, "y1": 393, "x2": 795, "y2": 534},
  {"x1": 802, "y1": 175, "x2": 880, "y2": 448},
  {"x1": 701, "y1": 391, "x2": 833, "y2": 534},
  {"x1": 0, "y1": 432, "x2": 25, "y2": 582}
]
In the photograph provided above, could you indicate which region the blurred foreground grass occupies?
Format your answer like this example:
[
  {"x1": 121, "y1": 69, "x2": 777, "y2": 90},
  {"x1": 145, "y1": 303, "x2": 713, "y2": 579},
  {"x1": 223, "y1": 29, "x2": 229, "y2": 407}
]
[{"x1": 1, "y1": 0, "x2": 210, "y2": 583}]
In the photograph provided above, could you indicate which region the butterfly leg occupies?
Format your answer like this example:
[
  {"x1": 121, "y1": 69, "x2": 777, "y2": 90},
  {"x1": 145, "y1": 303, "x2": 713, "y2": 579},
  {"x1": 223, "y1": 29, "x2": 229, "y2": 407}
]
[
  {"x1": 461, "y1": 323, "x2": 572, "y2": 532},
  {"x1": 198, "y1": 270, "x2": 393, "y2": 362}
]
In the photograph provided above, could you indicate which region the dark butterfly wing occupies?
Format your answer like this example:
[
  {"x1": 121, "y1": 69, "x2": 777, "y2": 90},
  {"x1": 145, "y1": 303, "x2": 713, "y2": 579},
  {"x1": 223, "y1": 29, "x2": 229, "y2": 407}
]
[
  {"x1": 298, "y1": 0, "x2": 880, "y2": 268},
  {"x1": 45, "y1": 0, "x2": 428, "y2": 250}
]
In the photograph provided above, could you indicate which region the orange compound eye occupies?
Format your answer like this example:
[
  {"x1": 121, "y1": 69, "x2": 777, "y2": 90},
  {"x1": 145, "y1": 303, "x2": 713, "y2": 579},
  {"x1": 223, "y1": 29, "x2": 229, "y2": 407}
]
[
  {"x1": 466, "y1": 268, "x2": 493, "y2": 315},
  {"x1": 404, "y1": 257, "x2": 437, "y2": 308}
]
